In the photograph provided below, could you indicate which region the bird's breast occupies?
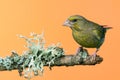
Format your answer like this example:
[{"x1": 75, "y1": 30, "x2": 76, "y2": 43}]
[{"x1": 72, "y1": 30, "x2": 100, "y2": 48}]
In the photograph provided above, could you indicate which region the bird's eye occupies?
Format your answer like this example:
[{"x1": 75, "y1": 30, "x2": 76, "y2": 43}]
[{"x1": 72, "y1": 19, "x2": 77, "y2": 22}]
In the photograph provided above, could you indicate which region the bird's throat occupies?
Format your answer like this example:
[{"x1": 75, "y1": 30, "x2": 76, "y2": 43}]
[{"x1": 71, "y1": 26, "x2": 83, "y2": 32}]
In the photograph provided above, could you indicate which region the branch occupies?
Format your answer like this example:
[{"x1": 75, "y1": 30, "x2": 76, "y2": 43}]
[
  {"x1": 0, "y1": 48, "x2": 103, "y2": 71},
  {"x1": 0, "y1": 33, "x2": 103, "y2": 80},
  {"x1": 52, "y1": 53, "x2": 103, "y2": 66}
]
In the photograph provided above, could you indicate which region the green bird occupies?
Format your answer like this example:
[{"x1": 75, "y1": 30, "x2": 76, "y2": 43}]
[{"x1": 63, "y1": 15, "x2": 111, "y2": 59}]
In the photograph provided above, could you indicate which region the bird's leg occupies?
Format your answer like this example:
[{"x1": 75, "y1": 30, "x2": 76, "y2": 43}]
[
  {"x1": 76, "y1": 47, "x2": 83, "y2": 54},
  {"x1": 90, "y1": 48, "x2": 99, "y2": 61},
  {"x1": 93, "y1": 49, "x2": 99, "y2": 56}
]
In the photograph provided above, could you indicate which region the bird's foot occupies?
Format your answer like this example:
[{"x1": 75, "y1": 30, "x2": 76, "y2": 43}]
[
  {"x1": 76, "y1": 47, "x2": 83, "y2": 54},
  {"x1": 90, "y1": 53, "x2": 97, "y2": 62}
]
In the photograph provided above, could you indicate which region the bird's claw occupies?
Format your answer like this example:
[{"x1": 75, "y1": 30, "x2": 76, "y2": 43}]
[
  {"x1": 76, "y1": 47, "x2": 83, "y2": 54},
  {"x1": 90, "y1": 53, "x2": 96, "y2": 62}
]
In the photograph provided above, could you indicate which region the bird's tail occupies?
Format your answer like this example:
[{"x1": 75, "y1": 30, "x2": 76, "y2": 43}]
[{"x1": 102, "y1": 25, "x2": 112, "y2": 30}]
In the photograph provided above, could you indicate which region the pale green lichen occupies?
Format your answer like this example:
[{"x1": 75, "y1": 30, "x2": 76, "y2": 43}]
[
  {"x1": 0, "y1": 58, "x2": 3, "y2": 64},
  {"x1": 0, "y1": 32, "x2": 64, "y2": 80},
  {"x1": 3, "y1": 57, "x2": 13, "y2": 70},
  {"x1": 18, "y1": 32, "x2": 64, "y2": 79}
]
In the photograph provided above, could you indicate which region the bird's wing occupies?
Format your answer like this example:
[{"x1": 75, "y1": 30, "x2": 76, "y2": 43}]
[
  {"x1": 92, "y1": 27, "x2": 106, "y2": 48},
  {"x1": 92, "y1": 29, "x2": 102, "y2": 40}
]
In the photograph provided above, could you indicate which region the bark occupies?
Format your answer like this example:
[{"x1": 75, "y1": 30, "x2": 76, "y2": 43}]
[{"x1": 0, "y1": 48, "x2": 103, "y2": 71}]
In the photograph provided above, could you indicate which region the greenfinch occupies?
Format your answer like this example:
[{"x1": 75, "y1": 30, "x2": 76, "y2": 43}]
[{"x1": 63, "y1": 15, "x2": 111, "y2": 59}]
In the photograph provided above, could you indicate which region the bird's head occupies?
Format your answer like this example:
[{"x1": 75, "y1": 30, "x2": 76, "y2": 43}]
[{"x1": 63, "y1": 15, "x2": 86, "y2": 29}]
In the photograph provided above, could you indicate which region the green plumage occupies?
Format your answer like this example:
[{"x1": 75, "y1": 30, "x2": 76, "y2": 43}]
[{"x1": 63, "y1": 15, "x2": 111, "y2": 49}]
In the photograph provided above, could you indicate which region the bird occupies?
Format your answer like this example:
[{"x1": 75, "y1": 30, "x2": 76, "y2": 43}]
[{"x1": 63, "y1": 15, "x2": 112, "y2": 60}]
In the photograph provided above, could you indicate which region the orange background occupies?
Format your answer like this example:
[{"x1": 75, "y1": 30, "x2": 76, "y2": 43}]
[{"x1": 0, "y1": 0, "x2": 119, "y2": 80}]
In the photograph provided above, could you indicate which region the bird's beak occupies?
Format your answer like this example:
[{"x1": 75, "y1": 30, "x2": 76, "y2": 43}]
[{"x1": 63, "y1": 20, "x2": 71, "y2": 27}]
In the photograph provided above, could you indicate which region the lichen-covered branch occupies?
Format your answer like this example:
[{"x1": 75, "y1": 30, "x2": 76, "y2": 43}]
[
  {"x1": 0, "y1": 33, "x2": 103, "y2": 80},
  {"x1": 0, "y1": 49, "x2": 103, "y2": 70}
]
